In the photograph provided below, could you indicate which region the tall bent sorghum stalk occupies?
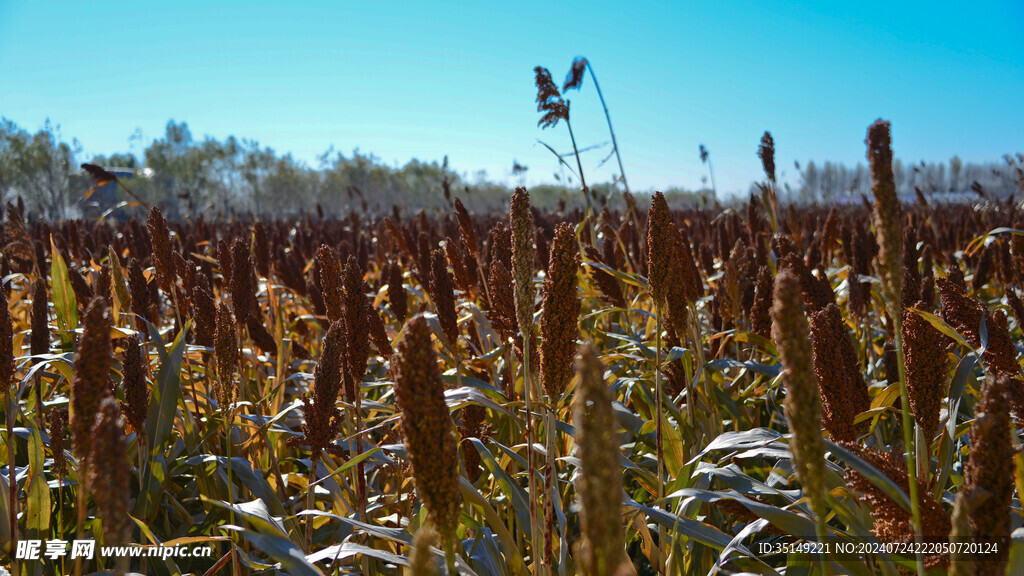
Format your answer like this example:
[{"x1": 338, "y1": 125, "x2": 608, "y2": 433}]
[
  {"x1": 393, "y1": 315, "x2": 462, "y2": 572},
  {"x1": 867, "y1": 119, "x2": 924, "y2": 575},
  {"x1": 573, "y1": 345, "x2": 629, "y2": 576}
]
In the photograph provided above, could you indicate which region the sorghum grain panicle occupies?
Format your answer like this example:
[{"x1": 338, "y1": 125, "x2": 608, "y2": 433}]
[
  {"x1": 486, "y1": 260, "x2": 518, "y2": 343},
  {"x1": 444, "y1": 238, "x2": 472, "y2": 294},
  {"x1": 902, "y1": 302, "x2": 953, "y2": 439},
  {"x1": 253, "y1": 222, "x2": 270, "y2": 278},
  {"x1": 540, "y1": 224, "x2": 581, "y2": 399},
  {"x1": 867, "y1": 120, "x2": 902, "y2": 305},
  {"x1": 88, "y1": 397, "x2": 131, "y2": 547},
  {"x1": 217, "y1": 238, "x2": 234, "y2": 290},
  {"x1": 646, "y1": 191, "x2": 672, "y2": 307},
  {"x1": 344, "y1": 255, "x2": 372, "y2": 386},
  {"x1": 49, "y1": 408, "x2": 67, "y2": 482},
  {"x1": 120, "y1": 334, "x2": 149, "y2": 437},
  {"x1": 409, "y1": 525, "x2": 441, "y2": 576},
  {"x1": 71, "y1": 298, "x2": 114, "y2": 460},
  {"x1": 30, "y1": 276, "x2": 48, "y2": 356},
  {"x1": 392, "y1": 314, "x2": 462, "y2": 546},
  {"x1": 458, "y1": 403, "x2": 488, "y2": 483},
  {"x1": 511, "y1": 188, "x2": 536, "y2": 338},
  {"x1": 191, "y1": 283, "x2": 217, "y2": 349},
  {"x1": 938, "y1": 278, "x2": 1024, "y2": 402},
  {"x1": 367, "y1": 295, "x2": 393, "y2": 358},
  {"x1": 808, "y1": 303, "x2": 871, "y2": 442},
  {"x1": 454, "y1": 198, "x2": 479, "y2": 258},
  {"x1": 1005, "y1": 285, "x2": 1024, "y2": 333},
  {"x1": 750, "y1": 265, "x2": 774, "y2": 338},
  {"x1": 230, "y1": 237, "x2": 260, "y2": 323},
  {"x1": 290, "y1": 320, "x2": 345, "y2": 458},
  {"x1": 385, "y1": 260, "x2": 408, "y2": 323},
  {"x1": 67, "y1": 264, "x2": 94, "y2": 305},
  {"x1": 214, "y1": 303, "x2": 238, "y2": 409},
  {"x1": 573, "y1": 345, "x2": 629, "y2": 576},
  {"x1": 146, "y1": 206, "x2": 176, "y2": 293},
  {"x1": 961, "y1": 374, "x2": 1014, "y2": 575},
  {"x1": 127, "y1": 256, "x2": 156, "y2": 330},
  {"x1": 770, "y1": 270, "x2": 827, "y2": 527},
  {"x1": 317, "y1": 245, "x2": 344, "y2": 323},
  {"x1": 429, "y1": 248, "x2": 460, "y2": 349},
  {"x1": 841, "y1": 443, "x2": 950, "y2": 570},
  {"x1": 583, "y1": 245, "x2": 626, "y2": 309},
  {"x1": 245, "y1": 316, "x2": 279, "y2": 356}
]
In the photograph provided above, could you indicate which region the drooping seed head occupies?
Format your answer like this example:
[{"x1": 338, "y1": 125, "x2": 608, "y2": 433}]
[
  {"x1": 757, "y1": 131, "x2": 776, "y2": 184},
  {"x1": 534, "y1": 66, "x2": 569, "y2": 129}
]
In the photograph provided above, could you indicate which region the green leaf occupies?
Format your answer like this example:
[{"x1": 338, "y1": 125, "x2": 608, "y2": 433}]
[
  {"x1": 137, "y1": 324, "x2": 187, "y2": 520},
  {"x1": 49, "y1": 237, "x2": 78, "y2": 349},
  {"x1": 235, "y1": 528, "x2": 325, "y2": 576},
  {"x1": 825, "y1": 440, "x2": 912, "y2": 513},
  {"x1": 468, "y1": 438, "x2": 533, "y2": 538},
  {"x1": 25, "y1": 425, "x2": 50, "y2": 538}
]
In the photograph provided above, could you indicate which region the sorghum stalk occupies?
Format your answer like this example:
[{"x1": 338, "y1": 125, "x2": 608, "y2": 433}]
[
  {"x1": 70, "y1": 298, "x2": 113, "y2": 576},
  {"x1": 510, "y1": 188, "x2": 542, "y2": 568},
  {"x1": 30, "y1": 278, "x2": 48, "y2": 429},
  {"x1": 538, "y1": 223, "x2": 580, "y2": 566},
  {"x1": 393, "y1": 315, "x2": 462, "y2": 573},
  {"x1": 771, "y1": 270, "x2": 829, "y2": 573},
  {"x1": 214, "y1": 302, "x2": 240, "y2": 573},
  {"x1": 573, "y1": 346, "x2": 628, "y2": 576},
  {"x1": 1, "y1": 287, "x2": 16, "y2": 571},
  {"x1": 647, "y1": 191, "x2": 671, "y2": 573},
  {"x1": 867, "y1": 119, "x2": 924, "y2": 576},
  {"x1": 89, "y1": 398, "x2": 131, "y2": 573}
]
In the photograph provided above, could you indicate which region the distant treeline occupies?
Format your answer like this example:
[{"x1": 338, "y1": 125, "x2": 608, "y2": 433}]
[
  {"x1": 0, "y1": 117, "x2": 1019, "y2": 221},
  {"x1": 780, "y1": 155, "x2": 1024, "y2": 204}
]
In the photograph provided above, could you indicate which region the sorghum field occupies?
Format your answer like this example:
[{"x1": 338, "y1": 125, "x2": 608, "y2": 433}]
[{"x1": 2, "y1": 121, "x2": 1024, "y2": 576}]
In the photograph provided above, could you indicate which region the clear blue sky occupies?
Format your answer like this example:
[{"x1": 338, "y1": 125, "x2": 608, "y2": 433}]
[{"x1": 1, "y1": 0, "x2": 1021, "y2": 197}]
